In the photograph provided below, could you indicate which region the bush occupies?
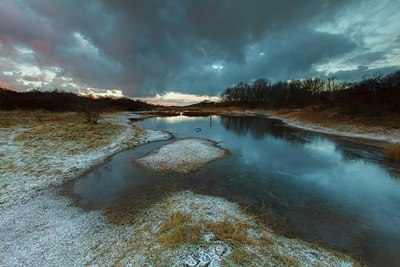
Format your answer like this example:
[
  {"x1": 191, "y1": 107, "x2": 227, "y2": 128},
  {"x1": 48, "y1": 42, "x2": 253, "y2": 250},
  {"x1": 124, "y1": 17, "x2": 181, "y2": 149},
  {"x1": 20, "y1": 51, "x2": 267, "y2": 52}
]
[{"x1": 76, "y1": 99, "x2": 103, "y2": 124}]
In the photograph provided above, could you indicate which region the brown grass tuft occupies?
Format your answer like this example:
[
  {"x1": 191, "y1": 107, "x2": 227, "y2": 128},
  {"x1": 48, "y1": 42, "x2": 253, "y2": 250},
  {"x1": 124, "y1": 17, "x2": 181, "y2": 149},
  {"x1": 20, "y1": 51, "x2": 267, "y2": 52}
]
[
  {"x1": 384, "y1": 143, "x2": 400, "y2": 161},
  {"x1": 279, "y1": 255, "x2": 299, "y2": 266},
  {"x1": 206, "y1": 218, "x2": 258, "y2": 264},
  {"x1": 157, "y1": 212, "x2": 202, "y2": 247},
  {"x1": 205, "y1": 217, "x2": 254, "y2": 246},
  {"x1": 156, "y1": 212, "x2": 264, "y2": 264}
]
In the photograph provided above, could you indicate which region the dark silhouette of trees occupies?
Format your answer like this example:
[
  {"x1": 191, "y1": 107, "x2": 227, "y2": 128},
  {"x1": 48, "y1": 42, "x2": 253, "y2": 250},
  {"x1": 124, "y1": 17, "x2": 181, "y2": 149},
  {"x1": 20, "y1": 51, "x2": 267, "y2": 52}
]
[
  {"x1": 220, "y1": 70, "x2": 400, "y2": 116},
  {"x1": 0, "y1": 89, "x2": 153, "y2": 112},
  {"x1": 221, "y1": 76, "x2": 343, "y2": 108}
]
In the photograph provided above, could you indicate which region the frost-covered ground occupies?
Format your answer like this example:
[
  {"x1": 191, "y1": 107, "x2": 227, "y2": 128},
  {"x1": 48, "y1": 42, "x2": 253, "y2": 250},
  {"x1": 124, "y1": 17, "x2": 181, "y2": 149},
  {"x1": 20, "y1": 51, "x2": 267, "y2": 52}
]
[
  {"x1": 0, "y1": 190, "x2": 357, "y2": 266},
  {"x1": 0, "y1": 111, "x2": 171, "y2": 208},
  {"x1": 0, "y1": 111, "x2": 358, "y2": 266},
  {"x1": 136, "y1": 138, "x2": 229, "y2": 174},
  {"x1": 80, "y1": 191, "x2": 357, "y2": 266}
]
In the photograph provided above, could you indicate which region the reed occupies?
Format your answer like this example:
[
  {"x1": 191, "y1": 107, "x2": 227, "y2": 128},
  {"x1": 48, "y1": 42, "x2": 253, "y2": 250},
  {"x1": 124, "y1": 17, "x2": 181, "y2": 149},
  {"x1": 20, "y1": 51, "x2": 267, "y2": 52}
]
[{"x1": 384, "y1": 143, "x2": 400, "y2": 161}]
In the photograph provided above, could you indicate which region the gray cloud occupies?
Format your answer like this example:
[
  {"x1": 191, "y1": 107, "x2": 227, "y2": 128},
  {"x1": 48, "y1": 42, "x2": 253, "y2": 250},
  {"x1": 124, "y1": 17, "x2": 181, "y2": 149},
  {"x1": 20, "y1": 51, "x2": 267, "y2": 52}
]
[
  {"x1": 0, "y1": 0, "x2": 399, "y2": 98},
  {"x1": 328, "y1": 65, "x2": 400, "y2": 82}
]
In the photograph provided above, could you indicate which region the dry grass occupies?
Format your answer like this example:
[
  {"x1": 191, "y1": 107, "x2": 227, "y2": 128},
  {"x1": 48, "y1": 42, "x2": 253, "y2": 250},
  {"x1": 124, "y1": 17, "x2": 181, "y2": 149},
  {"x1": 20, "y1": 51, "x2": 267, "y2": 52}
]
[
  {"x1": 205, "y1": 217, "x2": 258, "y2": 264},
  {"x1": 157, "y1": 212, "x2": 202, "y2": 247},
  {"x1": 155, "y1": 211, "x2": 308, "y2": 265},
  {"x1": 384, "y1": 143, "x2": 400, "y2": 161},
  {"x1": 279, "y1": 255, "x2": 300, "y2": 266},
  {"x1": 15, "y1": 121, "x2": 124, "y2": 149},
  {"x1": 0, "y1": 110, "x2": 76, "y2": 128},
  {"x1": 156, "y1": 211, "x2": 268, "y2": 265},
  {"x1": 205, "y1": 218, "x2": 254, "y2": 246},
  {"x1": 271, "y1": 107, "x2": 400, "y2": 130},
  {"x1": 0, "y1": 111, "x2": 127, "y2": 161}
]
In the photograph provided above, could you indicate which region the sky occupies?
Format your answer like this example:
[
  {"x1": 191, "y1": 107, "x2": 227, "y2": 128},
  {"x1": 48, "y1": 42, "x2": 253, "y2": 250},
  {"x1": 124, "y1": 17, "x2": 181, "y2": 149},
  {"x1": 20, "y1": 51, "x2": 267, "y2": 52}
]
[{"x1": 0, "y1": 0, "x2": 399, "y2": 105}]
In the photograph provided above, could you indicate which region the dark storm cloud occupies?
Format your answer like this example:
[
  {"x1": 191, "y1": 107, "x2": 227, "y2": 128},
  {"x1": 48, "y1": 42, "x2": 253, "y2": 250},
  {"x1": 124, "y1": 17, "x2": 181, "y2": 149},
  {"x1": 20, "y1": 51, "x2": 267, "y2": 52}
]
[
  {"x1": 328, "y1": 65, "x2": 400, "y2": 81},
  {"x1": 165, "y1": 28, "x2": 358, "y2": 95},
  {"x1": 0, "y1": 0, "x2": 399, "y2": 98}
]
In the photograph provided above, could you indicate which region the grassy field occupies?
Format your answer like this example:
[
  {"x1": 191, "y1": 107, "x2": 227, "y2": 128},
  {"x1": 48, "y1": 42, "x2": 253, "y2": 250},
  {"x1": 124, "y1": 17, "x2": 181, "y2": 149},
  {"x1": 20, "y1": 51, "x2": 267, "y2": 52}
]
[{"x1": 0, "y1": 111, "x2": 145, "y2": 208}]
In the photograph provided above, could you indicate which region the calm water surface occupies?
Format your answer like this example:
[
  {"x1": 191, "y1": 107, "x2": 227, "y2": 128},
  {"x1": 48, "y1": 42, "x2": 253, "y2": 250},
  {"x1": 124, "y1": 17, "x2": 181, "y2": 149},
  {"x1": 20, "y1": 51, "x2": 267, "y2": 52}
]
[{"x1": 71, "y1": 115, "x2": 400, "y2": 266}]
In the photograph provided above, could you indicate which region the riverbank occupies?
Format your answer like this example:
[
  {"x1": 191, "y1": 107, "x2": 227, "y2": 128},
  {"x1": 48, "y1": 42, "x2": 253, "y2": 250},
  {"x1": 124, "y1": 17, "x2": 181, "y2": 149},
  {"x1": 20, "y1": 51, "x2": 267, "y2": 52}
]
[
  {"x1": 0, "y1": 111, "x2": 171, "y2": 208},
  {"x1": 159, "y1": 106, "x2": 399, "y2": 146},
  {"x1": 0, "y1": 111, "x2": 359, "y2": 266},
  {"x1": 264, "y1": 108, "x2": 400, "y2": 145}
]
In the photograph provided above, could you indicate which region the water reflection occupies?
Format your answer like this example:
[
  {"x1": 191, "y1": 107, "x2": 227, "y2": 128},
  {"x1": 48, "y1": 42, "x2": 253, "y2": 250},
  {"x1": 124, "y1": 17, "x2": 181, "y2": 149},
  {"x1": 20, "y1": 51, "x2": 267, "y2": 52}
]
[
  {"x1": 220, "y1": 115, "x2": 303, "y2": 142},
  {"x1": 154, "y1": 115, "x2": 202, "y2": 123},
  {"x1": 220, "y1": 116, "x2": 400, "y2": 179},
  {"x1": 334, "y1": 141, "x2": 400, "y2": 179}
]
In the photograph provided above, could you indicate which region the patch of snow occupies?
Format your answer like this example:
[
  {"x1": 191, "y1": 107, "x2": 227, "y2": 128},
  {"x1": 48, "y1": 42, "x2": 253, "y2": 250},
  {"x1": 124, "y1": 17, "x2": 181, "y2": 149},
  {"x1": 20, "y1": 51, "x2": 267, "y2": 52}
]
[
  {"x1": 136, "y1": 138, "x2": 229, "y2": 174},
  {"x1": 0, "y1": 193, "x2": 114, "y2": 267},
  {"x1": 139, "y1": 128, "x2": 174, "y2": 143},
  {"x1": 177, "y1": 242, "x2": 232, "y2": 267}
]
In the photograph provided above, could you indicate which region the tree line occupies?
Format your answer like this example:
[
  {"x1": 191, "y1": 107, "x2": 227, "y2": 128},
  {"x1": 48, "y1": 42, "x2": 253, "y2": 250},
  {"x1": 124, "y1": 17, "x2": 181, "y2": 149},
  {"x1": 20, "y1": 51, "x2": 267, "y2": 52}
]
[
  {"x1": 0, "y1": 89, "x2": 153, "y2": 112},
  {"x1": 219, "y1": 71, "x2": 400, "y2": 115}
]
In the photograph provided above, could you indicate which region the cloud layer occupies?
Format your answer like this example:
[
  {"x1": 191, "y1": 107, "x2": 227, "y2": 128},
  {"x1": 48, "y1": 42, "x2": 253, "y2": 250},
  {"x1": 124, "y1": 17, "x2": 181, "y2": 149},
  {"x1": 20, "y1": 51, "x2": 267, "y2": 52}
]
[{"x1": 0, "y1": 0, "x2": 399, "y2": 99}]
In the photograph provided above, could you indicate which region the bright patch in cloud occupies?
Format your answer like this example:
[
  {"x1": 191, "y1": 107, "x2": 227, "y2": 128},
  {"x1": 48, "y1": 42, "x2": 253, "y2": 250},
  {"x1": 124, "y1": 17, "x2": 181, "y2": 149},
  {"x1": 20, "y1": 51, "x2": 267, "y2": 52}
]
[
  {"x1": 73, "y1": 32, "x2": 100, "y2": 56},
  {"x1": 211, "y1": 63, "x2": 224, "y2": 72},
  {"x1": 141, "y1": 92, "x2": 220, "y2": 106},
  {"x1": 78, "y1": 88, "x2": 124, "y2": 98},
  {"x1": 15, "y1": 45, "x2": 34, "y2": 55}
]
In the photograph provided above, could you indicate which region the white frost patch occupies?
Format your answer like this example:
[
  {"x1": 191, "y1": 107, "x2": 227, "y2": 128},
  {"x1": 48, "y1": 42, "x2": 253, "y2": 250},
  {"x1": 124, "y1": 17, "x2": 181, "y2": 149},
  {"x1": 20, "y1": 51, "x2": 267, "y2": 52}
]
[
  {"x1": 177, "y1": 242, "x2": 232, "y2": 267},
  {"x1": 0, "y1": 193, "x2": 114, "y2": 267},
  {"x1": 136, "y1": 138, "x2": 229, "y2": 174},
  {"x1": 139, "y1": 128, "x2": 174, "y2": 143}
]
